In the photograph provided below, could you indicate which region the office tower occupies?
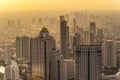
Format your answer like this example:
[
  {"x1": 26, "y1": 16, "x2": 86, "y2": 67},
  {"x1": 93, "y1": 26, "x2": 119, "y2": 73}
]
[
  {"x1": 105, "y1": 40, "x2": 120, "y2": 68},
  {"x1": 16, "y1": 36, "x2": 30, "y2": 60},
  {"x1": 72, "y1": 34, "x2": 81, "y2": 59},
  {"x1": 60, "y1": 16, "x2": 69, "y2": 59},
  {"x1": 112, "y1": 40, "x2": 120, "y2": 67},
  {"x1": 83, "y1": 30, "x2": 90, "y2": 45},
  {"x1": 73, "y1": 34, "x2": 80, "y2": 46},
  {"x1": 49, "y1": 48, "x2": 62, "y2": 80},
  {"x1": 4, "y1": 44, "x2": 11, "y2": 80},
  {"x1": 73, "y1": 18, "x2": 76, "y2": 33},
  {"x1": 30, "y1": 27, "x2": 55, "y2": 80},
  {"x1": 90, "y1": 22, "x2": 96, "y2": 45},
  {"x1": 4, "y1": 44, "x2": 11, "y2": 65},
  {"x1": 4, "y1": 61, "x2": 20, "y2": 80},
  {"x1": 96, "y1": 29, "x2": 104, "y2": 45},
  {"x1": 117, "y1": 42, "x2": 120, "y2": 67},
  {"x1": 4, "y1": 44, "x2": 20, "y2": 80},
  {"x1": 62, "y1": 59, "x2": 74, "y2": 80},
  {"x1": 90, "y1": 22, "x2": 96, "y2": 34},
  {"x1": 103, "y1": 40, "x2": 114, "y2": 67},
  {"x1": 75, "y1": 45, "x2": 102, "y2": 80}
]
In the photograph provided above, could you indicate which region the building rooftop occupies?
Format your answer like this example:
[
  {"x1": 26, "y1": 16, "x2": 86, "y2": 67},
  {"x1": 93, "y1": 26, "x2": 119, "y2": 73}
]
[{"x1": 40, "y1": 27, "x2": 49, "y2": 32}]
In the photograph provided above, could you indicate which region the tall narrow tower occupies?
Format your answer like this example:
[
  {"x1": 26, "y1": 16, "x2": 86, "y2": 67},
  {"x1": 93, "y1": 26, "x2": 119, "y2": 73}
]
[
  {"x1": 60, "y1": 16, "x2": 69, "y2": 59},
  {"x1": 90, "y1": 22, "x2": 96, "y2": 45}
]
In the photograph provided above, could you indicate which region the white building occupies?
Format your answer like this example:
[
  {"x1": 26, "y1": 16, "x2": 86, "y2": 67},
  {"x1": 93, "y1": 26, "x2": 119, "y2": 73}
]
[
  {"x1": 4, "y1": 61, "x2": 20, "y2": 80},
  {"x1": 4, "y1": 44, "x2": 20, "y2": 80}
]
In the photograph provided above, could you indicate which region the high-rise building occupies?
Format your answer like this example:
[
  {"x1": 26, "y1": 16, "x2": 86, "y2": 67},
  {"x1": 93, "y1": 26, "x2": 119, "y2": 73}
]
[
  {"x1": 49, "y1": 49, "x2": 61, "y2": 80},
  {"x1": 4, "y1": 61, "x2": 20, "y2": 80},
  {"x1": 96, "y1": 29, "x2": 104, "y2": 45},
  {"x1": 75, "y1": 45, "x2": 102, "y2": 80},
  {"x1": 4, "y1": 44, "x2": 20, "y2": 80},
  {"x1": 73, "y1": 33, "x2": 80, "y2": 46},
  {"x1": 103, "y1": 40, "x2": 114, "y2": 67},
  {"x1": 4, "y1": 44, "x2": 11, "y2": 66},
  {"x1": 90, "y1": 22, "x2": 96, "y2": 45},
  {"x1": 16, "y1": 36, "x2": 30, "y2": 60},
  {"x1": 90, "y1": 22, "x2": 96, "y2": 34},
  {"x1": 62, "y1": 59, "x2": 74, "y2": 80},
  {"x1": 60, "y1": 16, "x2": 69, "y2": 59},
  {"x1": 117, "y1": 42, "x2": 120, "y2": 67},
  {"x1": 73, "y1": 33, "x2": 81, "y2": 59},
  {"x1": 83, "y1": 30, "x2": 90, "y2": 45},
  {"x1": 73, "y1": 18, "x2": 76, "y2": 33},
  {"x1": 30, "y1": 27, "x2": 55, "y2": 80},
  {"x1": 103, "y1": 40, "x2": 120, "y2": 67},
  {"x1": 113, "y1": 40, "x2": 120, "y2": 67}
]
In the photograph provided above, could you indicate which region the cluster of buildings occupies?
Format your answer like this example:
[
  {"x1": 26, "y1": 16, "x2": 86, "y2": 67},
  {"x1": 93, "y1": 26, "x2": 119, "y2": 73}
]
[{"x1": 2, "y1": 15, "x2": 120, "y2": 80}]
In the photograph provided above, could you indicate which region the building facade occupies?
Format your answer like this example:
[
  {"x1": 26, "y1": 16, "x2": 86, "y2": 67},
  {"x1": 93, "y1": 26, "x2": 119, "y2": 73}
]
[
  {"x1": 60, "y1": 16, "x2": 69, "y2": 59},
  {"x1": 75, "y1": 45, "x2": 102, "y2": 80},
  {"x1": 16, "y1": 36, "x2": 30, "y2": 60},
  {"x1": 30, "y1": 27, "x2": 55, "y2": 80}
]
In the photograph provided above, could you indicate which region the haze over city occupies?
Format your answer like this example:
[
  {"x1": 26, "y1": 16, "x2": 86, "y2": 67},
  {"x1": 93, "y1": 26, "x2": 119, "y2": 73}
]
[
  {"x1": 0, "y1": 0, "x2": 120, "y2": 80},
  {"x1": 0, "y1": 0, "x2": 120, "y2": 13}
]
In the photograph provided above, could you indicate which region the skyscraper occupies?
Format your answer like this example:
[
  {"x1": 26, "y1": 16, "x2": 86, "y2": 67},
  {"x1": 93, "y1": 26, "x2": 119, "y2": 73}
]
[
  {"x1": 16, "y1": 36, "x2": 30, "y2": 60},
  {"x1": 103, "y1": 40, "x2": 114, "y2": 67},
  {"x1": 30, "y1": 27, "x2": 55, "y2": 80},
  {"x1": 73, "y1": 33, "x2": 80, "y2": 46},
  {"x1": 4, "y1": 61, "x2": 20, "y2": 80},
  {"x1": 49, "y1": 48, "x2": 59, "y2": 80},
  {"x1": 83, "y1": 30, "x2": 90, "y2": 45},
  {"x1": 90, "y1": 22, "x2": 96, "y2": 45},
  {"x1": 103, "y1": 40, "x2": 119, "y2": 67},
  {"x1": 60, "y1": 16, "x2": 69, "y2": 59},
  {"x1": 62, "y1": 59, "x2": 74, "y2": 80},
  {"x1": 4, "y1": 44, "x2": 11, "y2": 66},
  {"x1": 4, "y1": 44, "x2": 20, "y2": 80},
  {"x1": 4, "y1": 44, "x2": 12, "y2": 80},
  {"x1": 75, "y1": 45, "x2": 102, "y2": 80},
  {"x1": 96, "y1": 29, "x2": 104, "y2": 45}
]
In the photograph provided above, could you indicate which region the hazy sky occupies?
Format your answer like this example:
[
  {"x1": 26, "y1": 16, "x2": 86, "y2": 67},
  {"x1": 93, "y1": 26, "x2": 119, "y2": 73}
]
[{"x1": 0, "y1": 0, "x2": 120, "y2": 13}]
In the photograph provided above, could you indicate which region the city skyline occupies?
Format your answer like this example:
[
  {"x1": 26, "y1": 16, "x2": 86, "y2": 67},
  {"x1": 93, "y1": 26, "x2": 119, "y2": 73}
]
[{"x1": 0, "y1": 0, "x2": 120, "y2": 80}]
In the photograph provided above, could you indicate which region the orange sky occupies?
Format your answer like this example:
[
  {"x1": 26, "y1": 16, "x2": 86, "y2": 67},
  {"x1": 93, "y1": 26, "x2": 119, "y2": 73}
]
[{"x1": 0, "y1": 0, "x2": 120, "y2": 13}]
